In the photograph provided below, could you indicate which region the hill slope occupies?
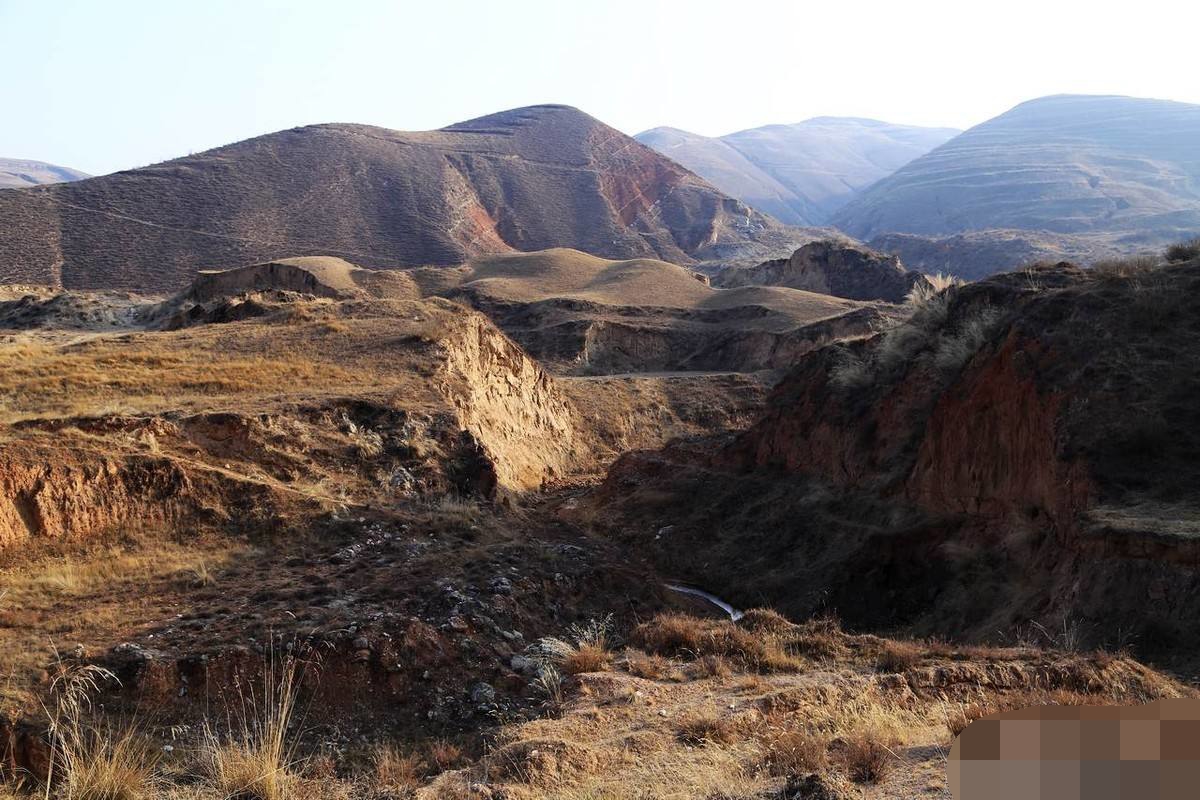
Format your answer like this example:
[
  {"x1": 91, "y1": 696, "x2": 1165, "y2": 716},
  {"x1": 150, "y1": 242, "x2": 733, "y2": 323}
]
[
  {"x1": 834, "y1": 95, "x2": 1200, "y2": 241},
  {"x1": 637, "y1": 118, "x2": 958, "y2": 225},
  {"x1": 433, "y1": 248, "x2": 888, "y2": 373},
  {"x1": 0, "y1": 157, "x2": 89, "y2": 189},
  {"x1": 594, "y1": 250, "x2": 1200, "y2": 666},
  {"x1": 0, "y1": 106, "x2": 802, "y2": 291}
]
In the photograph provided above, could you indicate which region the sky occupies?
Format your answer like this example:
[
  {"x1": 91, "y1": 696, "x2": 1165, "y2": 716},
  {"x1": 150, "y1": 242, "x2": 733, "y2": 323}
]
[{"x1": 2, "y1": 0, "x2": 1198, "y2": 176}]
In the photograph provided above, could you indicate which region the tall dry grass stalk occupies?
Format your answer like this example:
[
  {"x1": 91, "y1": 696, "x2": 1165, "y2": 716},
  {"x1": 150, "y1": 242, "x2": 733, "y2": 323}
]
[
  {"x1": 41, "y1": 658, "x2": 157, "y2": 800},
  {"x1": 201, "y1": 651, "x2": 308, "y2": 800}
]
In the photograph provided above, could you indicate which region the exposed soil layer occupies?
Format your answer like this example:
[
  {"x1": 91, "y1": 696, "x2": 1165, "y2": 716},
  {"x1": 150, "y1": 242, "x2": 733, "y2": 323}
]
[{"x1": 590, "y1": 258, "x2": 1200, "y2": 669}]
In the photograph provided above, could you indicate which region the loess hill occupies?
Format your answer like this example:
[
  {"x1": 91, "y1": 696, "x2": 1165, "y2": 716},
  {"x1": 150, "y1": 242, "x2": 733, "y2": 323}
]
[
  {"x1": 431, "y1": 248, "x2": 891, "y2": 373},
  {"x1": 0, "y1": 105, "x2": 808, "y2": 292},
  {"x1": 637, "y1": 118, "x2": 958, "y2": 226},
  {"x1": 834, "y1": 95, "x2": 1200, "y2": 245},
  {"x1": 0, "y1": 157, "x2": 89, "y2": 190}
]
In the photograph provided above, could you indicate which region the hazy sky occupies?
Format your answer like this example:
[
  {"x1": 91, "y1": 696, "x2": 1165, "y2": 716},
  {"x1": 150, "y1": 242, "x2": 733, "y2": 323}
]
[{"x1": 3, "y1": 0, "x2": 1198, "y2": 176}]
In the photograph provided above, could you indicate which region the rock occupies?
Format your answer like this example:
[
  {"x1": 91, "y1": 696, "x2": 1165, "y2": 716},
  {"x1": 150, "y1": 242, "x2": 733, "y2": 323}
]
[
  {"x1": 716, "y1": 240, "x2": 929, "y2": 303},
  {"x1": 510, "y1": 655, "x2": 535, "y2": 674},
  {"x1": 470, "y1": 682, "x2": 496, "y2": 707},
  {"x1": 489, "y1": 576, "x2": 513, "y2": 595}
]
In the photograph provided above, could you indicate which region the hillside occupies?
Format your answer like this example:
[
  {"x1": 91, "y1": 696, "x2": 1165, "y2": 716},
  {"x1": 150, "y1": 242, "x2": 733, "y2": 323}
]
[
  {"x1": 591, "y1": 246, "x2": 1200, "y2": 670},
  {"x1": 868, "y1": 230, "x2": 1132, "y2": 280},
  {"x1": 0, "y1": 157, "x2": 89, "y2": 189},
  {"x1": 0, "y1": 105, "x2": 806, "y2": 291},
  {"x1": 1, "y1": 251, "x2": 1197, "y2": 799},
  {"x1": 434, "y1": 248, "x2": 891, "y2": 373},
  {"x1": 637, "y1": 118, "x2": 958, "y2": 225},
  {"x1": 834, "y1": 94, "x2": 1200, "y2": 242}
]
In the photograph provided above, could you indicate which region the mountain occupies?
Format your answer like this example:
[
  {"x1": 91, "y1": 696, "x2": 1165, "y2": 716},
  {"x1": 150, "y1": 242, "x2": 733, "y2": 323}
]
[
  {"x1": 0, "y1": 105, "x2": 805, "y2": 291},
  {"x1": 834, "y1": 95, "x2": 1200, "y2": 241},
  {"x1": 0, "y1": 157, "x2": 89, "y2": 189},
  {"x1": 636, "y1": 118, "x2": 959, "y2": 226}
]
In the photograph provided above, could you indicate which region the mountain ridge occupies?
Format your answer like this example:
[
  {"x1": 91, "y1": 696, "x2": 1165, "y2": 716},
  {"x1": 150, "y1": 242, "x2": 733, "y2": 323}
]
[
  {"x1": 636, "y1": 117, "x2": 959, "y2": 225},
  {"x1": 0, "y1": 105, "x2": 807, "y2": 291},
  {"x1": 0, "y1": 157, "x2": 89, "y2": 189},
  {"x1": 833, "y1": 94, "x2": 1200, "y2": 241}
]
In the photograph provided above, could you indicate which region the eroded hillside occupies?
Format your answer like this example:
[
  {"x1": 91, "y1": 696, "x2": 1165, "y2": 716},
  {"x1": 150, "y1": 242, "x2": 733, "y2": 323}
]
[{"x1": 590, "y1": 249, "x2": 1200, "y2": 668}]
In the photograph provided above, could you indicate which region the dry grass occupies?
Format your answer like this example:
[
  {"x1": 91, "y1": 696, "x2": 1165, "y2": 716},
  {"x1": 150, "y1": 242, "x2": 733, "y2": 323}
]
[
  {"x1": 532, "y1": 617, "x2": 614, "y2": 676},
  {"x1": 200, "y1": 653, "x2": 305, "y2": 800},
  {"x1": 759, "y1": 728, "x2": 829, "y2": 776},
  {"x1": 1092, "y1": 254, "x2": 1161, "y2": 279},
  {"x1": 373, "y1": 745, "x2": 426, "y2": 792},
  {"x1": 0, "y1": 339, "x2": 357, "y2": 422},
  {"x1": 873, "y1": 640, "x2": 923, "y2": 673},
  {"x1": 427, "y1": 740, "x2": 463, "y2": 772},
  {"x1": 676, "y1": 713, "x2": 737, "y2": 746},
  {"x1": 905, "y1": 272, "x2": 960, "y2": 307},
  {"x1": 0, "y1": 541, "x2": 242, "y2": 706},
  {"x1": 630, "y1": 614, "x2": 803, "y2": 673},
  {"x1": 623, "y1": 652, "x2": 681, "y2": 681},
  {"x1": 41, "y1": 660, "x2": 158, "y2": 800},
  {"x1": 560, "y1": 644, "x2": 611, "y2": 676},
  {"x1": 1165, "y1": 238, "x2": 1200, "y2": 263},
  {"x1": 933, "y1": 305, "x2": 1004, "y2": 374},
  {"x1": 692, "y1": 654, "x2": 732, "y2": 680},
  {"x1": 837, "y1": 725, "x2": 898, "y2": 784}
]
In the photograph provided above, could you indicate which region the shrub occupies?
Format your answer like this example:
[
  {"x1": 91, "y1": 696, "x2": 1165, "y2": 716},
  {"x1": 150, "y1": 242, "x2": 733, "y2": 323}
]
[
  {"x1": 933, "y1": 306, "x2": 1004, "y2": 374},
  {"x1": 874, "y1": 640, "x2": 922, "y2": 673},
  {"x1": 838, "y1": 728, "x2": 898, "y2": 783},
  {"x1": 760, "y1": 729, "x2": 829, "y2": 776},
  {"x1": 1165, "y1": 238, "x2": 1200, "y2": 263},
  {"x1": 676, "y1": 713, "x2": 737, "y2": 746},
  {"x1": 1093, "y1": 254, "x2": 1160, "y2": 279},
  {"x1": 829, "y1": 351, "x2": 873, "y2": 392}
]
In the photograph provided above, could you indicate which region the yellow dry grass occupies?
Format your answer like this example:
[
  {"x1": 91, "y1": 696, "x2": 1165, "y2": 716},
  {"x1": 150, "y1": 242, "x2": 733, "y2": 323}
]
[{"x1": 0, "y1": 540, "x2": 243, "y2": 706}]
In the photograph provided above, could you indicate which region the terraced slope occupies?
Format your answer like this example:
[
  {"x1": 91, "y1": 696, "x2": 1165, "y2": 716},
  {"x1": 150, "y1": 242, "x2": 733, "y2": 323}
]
[
  {"x1": 637, "y1": 118, "x2": 958, "y2": 225},
  {"x1": 834, "y1": 95, "x2": 1200, "y2": 241}
]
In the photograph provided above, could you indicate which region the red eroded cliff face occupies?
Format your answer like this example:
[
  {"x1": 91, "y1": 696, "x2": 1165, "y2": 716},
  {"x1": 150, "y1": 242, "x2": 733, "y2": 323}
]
[
  {"x1": 0, "y1": 446, "x2": 193, "y2": 548},
  {"x1": 719, "y1": 277, "x2": 1098, "y2": 534},
  {"x1": 905, "y1": 332, "x2": 1093, "y2": 527}
]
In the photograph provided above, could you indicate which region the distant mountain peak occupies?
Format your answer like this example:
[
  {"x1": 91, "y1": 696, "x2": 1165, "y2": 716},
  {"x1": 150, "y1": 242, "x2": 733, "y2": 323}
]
[
  {"x1": 833, "y1": 93, "x2": 1200, "y2": 242},
  {"x1": 0, "y1": 158, "x2": 90, "y2": 190},
  {"x1": 636, "y1": 117, "x2": 959, "y2": 226}
]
